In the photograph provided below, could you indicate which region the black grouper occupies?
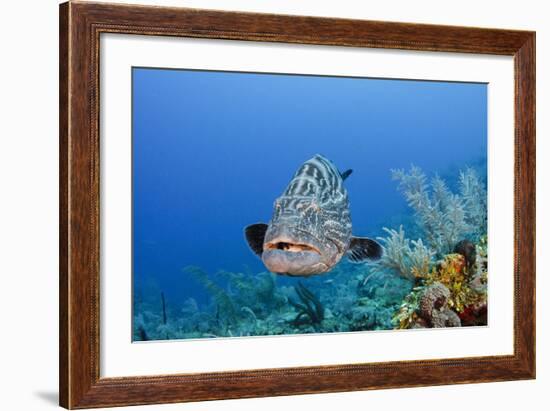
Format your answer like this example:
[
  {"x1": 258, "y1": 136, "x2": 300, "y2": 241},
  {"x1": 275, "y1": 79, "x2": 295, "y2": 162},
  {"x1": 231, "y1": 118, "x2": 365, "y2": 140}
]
[{"x1": 245, "y1": 154, "x2": 382, "y2": 276}]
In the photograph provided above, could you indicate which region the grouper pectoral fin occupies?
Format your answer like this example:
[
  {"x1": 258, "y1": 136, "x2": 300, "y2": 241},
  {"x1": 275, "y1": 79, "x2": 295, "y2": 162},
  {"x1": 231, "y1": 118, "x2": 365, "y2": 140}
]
[
  {"x1": 244, "y1": 223, "x2": 269, "y2": 257},
  {"x1": 346, "y1": 236, "x2": 383, "y2": 263}
]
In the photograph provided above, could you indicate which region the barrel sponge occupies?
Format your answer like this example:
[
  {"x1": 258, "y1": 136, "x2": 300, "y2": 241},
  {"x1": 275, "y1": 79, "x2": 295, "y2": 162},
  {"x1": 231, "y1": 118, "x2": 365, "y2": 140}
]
[
  {"x1": 431, "y1": 308, "x2": 461, "y2": 328},
  {"x1": 419, "y1": 282, "x2": 450, "y2": 320},
  {"x1": 418, "y1": 282, "x2": 460, "y2": 328}
]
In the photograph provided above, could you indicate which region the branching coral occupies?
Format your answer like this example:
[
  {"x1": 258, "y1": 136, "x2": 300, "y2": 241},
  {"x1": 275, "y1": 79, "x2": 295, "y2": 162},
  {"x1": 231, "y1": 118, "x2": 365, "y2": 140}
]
[
  {"x1": 254, "y1": 272, "x2": 277, "y2": 305},
  {"x1": 374, "y1": 225, "x2": 434, "y2": 280},
  {"x1": 288, "y1": 282, "x2": 325, "y2": 329},
  {"x1": 180, "y1": 297, "x2": 198, "y2": 315},
  {"x1": 241, "y1": 306, "x2": 258, "y2": 326},
  {"x1": 183, "y1": 265, "x2": 237, "y2": 329},
  {"x1": 391, "y1": 166, "x2": 486, "y2": 255},
  {"x1": 216, "y1": 269, "x2": 280, "y2": 314},
  {"x1": 460, "y1": 168, "x2": 487, "y2": 236}
]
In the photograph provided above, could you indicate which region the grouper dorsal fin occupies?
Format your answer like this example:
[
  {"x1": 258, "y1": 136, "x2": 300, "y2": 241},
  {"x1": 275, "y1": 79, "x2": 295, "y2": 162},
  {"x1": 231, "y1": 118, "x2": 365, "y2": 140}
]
[
  {"x1": 340, "y1": 169, "x2": 353, "y2": 181},
  {"x1": 244, "y1": 223, "x2": 268, "y2": 257},
  {"x1": 346, "y1": 236, "x2": 383, "y2": 263}
]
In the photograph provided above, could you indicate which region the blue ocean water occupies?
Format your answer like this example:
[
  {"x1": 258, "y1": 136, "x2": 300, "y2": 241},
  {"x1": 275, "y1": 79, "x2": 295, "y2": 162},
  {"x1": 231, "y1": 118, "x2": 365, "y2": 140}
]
[{"x1": 132, "y1": 67, "x2": 487, "y2": 340}]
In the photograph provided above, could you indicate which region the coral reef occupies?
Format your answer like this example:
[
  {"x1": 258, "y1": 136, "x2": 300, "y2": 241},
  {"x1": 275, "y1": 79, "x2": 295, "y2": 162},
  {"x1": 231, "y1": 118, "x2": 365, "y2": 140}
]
[
  {"x1": 160, "y1": 292, "x2": 167, "y2": 325},
  {"x1": 391, "y1": 166, "x2": 486, "y2": 256},
  {"x1": 183, "y1": 266, "x2": 238, "y2": 332},
  {"x1": 288, "y1": 282, "x2": 325, "y2": 330},
  {"x1": 132, "y1": 165, "x2": 488, "y2": 340},
  {"x1": 459, "y1": 168, "x2": 488, "y2": 237},
  {"x1": 418, "y1": 282, "x2": 461, "y2": 328},
  {"x1": 133, "y1": 260, "x2": 411, "y2": 340},
  {"x1": 377, "y1": 166, "x2": 489, "y2": 330},
  {"x1": 392, "y1": 242, "x2": 487, "y2": 329},
  {"x1": 373, "y1": 225, "x2": 434, "y2": 280},
  {"x1": 453, "y1": 239, "x2": 477, "y2": 273},
  {"x1": 427, "y1": 253, "x2": 483, "y2": 312}
]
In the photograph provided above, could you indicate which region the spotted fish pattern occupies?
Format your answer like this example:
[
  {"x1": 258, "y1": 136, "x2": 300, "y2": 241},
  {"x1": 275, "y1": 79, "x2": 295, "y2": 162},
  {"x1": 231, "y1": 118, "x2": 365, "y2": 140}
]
[{"x1": 245, "y1": 154, "x2": 382, "y2": 276}]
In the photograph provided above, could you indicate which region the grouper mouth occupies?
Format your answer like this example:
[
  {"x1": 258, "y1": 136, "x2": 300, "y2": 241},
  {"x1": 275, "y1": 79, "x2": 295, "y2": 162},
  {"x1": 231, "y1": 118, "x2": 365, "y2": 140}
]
[
  {"x1": 261, "y1": 237, "x2": 327, "y2": 276},
  {"x1": 263, "y1": 240, "x2": 321, "y2": 255}
]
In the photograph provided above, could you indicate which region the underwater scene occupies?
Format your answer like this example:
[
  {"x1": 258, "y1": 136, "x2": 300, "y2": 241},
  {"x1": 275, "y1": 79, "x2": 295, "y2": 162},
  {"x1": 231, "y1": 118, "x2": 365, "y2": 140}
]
[{"x1": 132, "y1": 68, "x2": 488, "y2": 341}]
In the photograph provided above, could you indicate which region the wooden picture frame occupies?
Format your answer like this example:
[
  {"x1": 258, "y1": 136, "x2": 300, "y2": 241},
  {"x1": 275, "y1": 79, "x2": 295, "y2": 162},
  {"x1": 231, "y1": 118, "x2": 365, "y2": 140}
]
[{"x1": 59, "y1": 1, "x2": 535, "y2": 408}]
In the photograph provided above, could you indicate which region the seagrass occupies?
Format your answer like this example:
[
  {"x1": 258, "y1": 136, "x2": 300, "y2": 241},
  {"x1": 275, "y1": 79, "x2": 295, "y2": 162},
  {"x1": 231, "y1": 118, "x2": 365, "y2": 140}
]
[{"x1": 59, "y1": 1, "x2": 535, "y2": 408}]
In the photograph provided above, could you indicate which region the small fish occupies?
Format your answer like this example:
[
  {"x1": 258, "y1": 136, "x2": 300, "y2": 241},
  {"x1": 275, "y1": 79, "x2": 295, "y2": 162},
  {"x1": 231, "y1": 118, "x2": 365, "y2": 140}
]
[{"x1": 245, "y1": 154, "x2": 382, "y2": 276}]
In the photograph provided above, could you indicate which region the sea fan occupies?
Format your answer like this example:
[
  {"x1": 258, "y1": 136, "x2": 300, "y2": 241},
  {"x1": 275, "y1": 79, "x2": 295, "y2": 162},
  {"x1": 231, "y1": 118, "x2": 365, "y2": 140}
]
[
  {"x1": 391, "y1": 165, "x2": 485, "y2": 255},
  {"x1": 459, "y1": 167, "x2": 487, "y2": 237},
  {"x1": 182, "y1": 265, "x2": 237, "y2": 329},
  {"x1": 373, "y1": 225, "x2": 435, "y2": 280}
]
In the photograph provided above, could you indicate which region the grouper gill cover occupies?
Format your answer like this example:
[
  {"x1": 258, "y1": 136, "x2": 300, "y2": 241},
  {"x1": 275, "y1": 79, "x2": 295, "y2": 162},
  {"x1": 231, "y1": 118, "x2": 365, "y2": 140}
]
[{"x1": 132, "y1": 68, "x2": 488, "y2": 341}]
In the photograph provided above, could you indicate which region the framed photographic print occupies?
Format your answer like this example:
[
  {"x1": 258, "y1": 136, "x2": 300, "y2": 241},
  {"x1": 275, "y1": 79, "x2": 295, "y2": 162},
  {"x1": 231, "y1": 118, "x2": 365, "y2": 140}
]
[{"x1": 59, "y1": 1, "x2": 535, "y2": 408}]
